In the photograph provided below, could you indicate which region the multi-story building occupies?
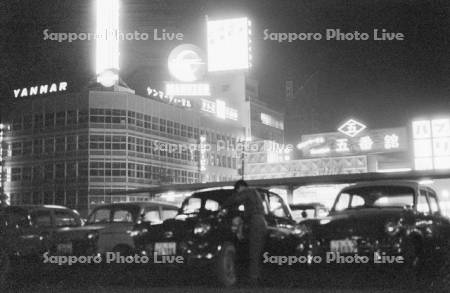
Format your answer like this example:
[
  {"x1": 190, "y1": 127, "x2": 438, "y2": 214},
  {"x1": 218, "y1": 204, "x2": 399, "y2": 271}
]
[{"x1": 1, "y1": 86, "x2": 245, "y2": 215}]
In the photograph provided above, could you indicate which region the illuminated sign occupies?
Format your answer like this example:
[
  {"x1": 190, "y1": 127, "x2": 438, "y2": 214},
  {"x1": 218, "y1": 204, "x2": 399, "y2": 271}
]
[
  {"x1": 260, "y1": 113, "x2": 284, "y2": 130},
  {"x1": 147, "y1": 86, "x2": 192, "y2": 108},
  {"x1": 338, "y1": 119, "x2": 367, "y2": 137},
  {"x1": 13, "y1": 82, "x2": 68, "y2": 98},
  {"x1": 207, "y1": 17, "x2": 251, "y2": 72},
  {"x1": 413, "y1": 119, "x2": 450, "y2": 170},
  {"x1": 168, "y1": 44, "x2": 206, "y2": 82},
  {"x1": 201, "y1": 99, "x2": 238, "y2": 121},
  {"x1": 303, "y1": 127, "x2": 406, "y2": 157},
  {"x1": 96, "y1": 0, "x2": 119, "y2": 84},
  {"x1": 165, "y1": 83, "x2": 210, "y2": 97},
  {"x1": 297, "y1": 137, "x2": 325, "y2": 150},
  {"x1": 216, "y1": 100, "x2": 226, "y2": 119}
]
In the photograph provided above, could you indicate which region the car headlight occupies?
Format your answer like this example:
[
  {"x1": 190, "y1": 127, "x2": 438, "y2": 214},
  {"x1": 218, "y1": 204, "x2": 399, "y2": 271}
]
[
  {"x1": 87, "y1": 231, "x2": 99, "y2": 240},
  {"x1": 194, "y1": 223, "x2": 211, "y2": 236},
  {"x1": 293, "y1": 224, "x2": 310, "y2": 238},
  {"x1": 385, "y1": 220, "x2": 401, "y2": 236}
]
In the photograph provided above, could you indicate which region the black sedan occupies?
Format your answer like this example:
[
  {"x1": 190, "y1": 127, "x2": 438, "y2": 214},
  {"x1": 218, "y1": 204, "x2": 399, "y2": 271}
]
[
  {"x1": 298, "y1": 180, "x2": 450, "y2": 287},
  {"x1": 132, "y1": 187, "x2": 306, "y2": 287}
]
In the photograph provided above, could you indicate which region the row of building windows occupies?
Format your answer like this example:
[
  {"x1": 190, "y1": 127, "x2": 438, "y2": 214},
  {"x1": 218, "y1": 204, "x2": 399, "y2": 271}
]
[
  {"x1": 10, "y1": 110, "x2": 89, "y2": 131},
  {"x1": 10, "y1": 135, "x2": 88, "y2": 156},
  {"x1": 90, "y1": 161, "x2": 198, "y2": 183},
  {"x1": 7, "y1": 108, "x2": 242, "y2": 148},
  {"x1": 9, "y1": 190, "x2": 88, "y2": 209},
  {"x1": 9, "y1": 161, "x2": 198, "y2": 184},
  {"x1": 9, "y1": 134, "x2": 237, "y2": 169},
  {"x1": 10, "y1": 162, "x2": 88, "y2": 182},
  {"x1": 90, "y1": 108, "x2": 239, "y2": 144}
]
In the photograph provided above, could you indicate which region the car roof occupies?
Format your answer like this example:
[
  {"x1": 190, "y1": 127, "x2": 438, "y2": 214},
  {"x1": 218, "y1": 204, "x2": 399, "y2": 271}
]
[
  {"x1": 0, "y1": 205, "x2": 72, "y2": 214},
  {"x1": 190, "y1": 189, "x2": 234, "y2": 204},
  {"x1": 91, "y1": 201, "x2": 179, "y2": 210},
  {"x1": 340, "y1": 180, "x2": 423, "y2": 193}
]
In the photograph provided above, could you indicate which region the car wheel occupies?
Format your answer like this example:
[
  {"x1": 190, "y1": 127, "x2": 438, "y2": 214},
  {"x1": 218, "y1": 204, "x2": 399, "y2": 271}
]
[
  {"x1": 215, "y1": 242, "x2": 237, "y2": 287},
  {"x1": 0, "y1": 248, "x2": 10, "y2": 289}
]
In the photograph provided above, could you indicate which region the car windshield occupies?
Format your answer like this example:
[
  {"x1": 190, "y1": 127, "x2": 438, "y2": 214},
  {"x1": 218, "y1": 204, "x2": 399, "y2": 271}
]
[{"x1": 332, "y1": 186, "x2": 415, "y2": 212}]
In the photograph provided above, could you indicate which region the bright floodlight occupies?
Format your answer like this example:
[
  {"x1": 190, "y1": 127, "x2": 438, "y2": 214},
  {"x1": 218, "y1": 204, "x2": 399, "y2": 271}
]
[
  {"x1": 96, "y1": 0, "x2": 119, "y2": 85},
  {"x1": 207, "y1": 17, "x2": 251, "y2": 72},
  {"x1": 98, "y1": 69, "x2": 118, "y2": 87}
]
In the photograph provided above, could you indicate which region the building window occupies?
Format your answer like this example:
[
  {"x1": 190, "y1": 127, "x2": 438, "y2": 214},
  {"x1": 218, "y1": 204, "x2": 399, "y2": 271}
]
[
  {"x1": 78, "y1": 162, "x2": 88, "y2": 178},
  {"x1": 11, "y1": 168, "x2": 21, "y2": 181},
  {"x1": 67, "y1": 136, "x2": 77, "y2": 151},
  {"x1": 77, "y1": 110, "x2": 88, "y2": 124},
  {"x1": 67, "y1": 110, "x2": 77, "y2": 125},
  {"x1": 128, "y1": 163, "x2": 136, "y2": 178},
  {"x1": 23, "y1": 115, "x2": 32, "y2": 129},
  {"x1": 78, "y1": 135, "x2": 88, "y2": 150},
  {"x1": 112, "y1": 135, "x2": 126, "y2": 150},
  {"x1": 55, "y1": 136, "x2": 66, "y2": 152},
  {"x1": 45, "y1": 113, "x2": 54, "y2": 129},
  {"x1": 12, "y1": 142, "x2": 22, "y2": 156},
  {"x1": 90, "y1": 161, "x2": 104, "y2": 176},
  {"x1": 66, "y1": 162, "x2": 77, "y2": 180},
  {"x1": 33, "y1": 165, "x2": 42, "y2": 182},
  {"x1": 44, "y1": 164, "x2": 53, "y2": 181},
  {"x1": 34, "y1": 114, "x2": 43, "y2": 129},
  {"x1": 55, "y1": 163, "x2": 65, "y2": 181},
  {"x1": 12, "y1": 116, "x2": 22, "y2": 131},
  {"x1": 45, "y1": 137, "x2": 54, "y2": 154},
  {"x1": 128, "y1": 136, "x2": 136, "y2": 151},
  {"x1": 23, "y1": 140, "x2": 32, "y2": 156},
  {"x1": 55, "y1": 111, "x2": 66, "y2": 127}
]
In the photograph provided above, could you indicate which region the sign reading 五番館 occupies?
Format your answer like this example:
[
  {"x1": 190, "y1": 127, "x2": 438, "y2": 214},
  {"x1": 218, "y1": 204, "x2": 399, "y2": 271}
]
[
  {"x1": 13, "y1": 82, "x2": 68, "y2": 98},
  {"x1": 301, "y1": 127, "x2": 407, "y2": 157}
]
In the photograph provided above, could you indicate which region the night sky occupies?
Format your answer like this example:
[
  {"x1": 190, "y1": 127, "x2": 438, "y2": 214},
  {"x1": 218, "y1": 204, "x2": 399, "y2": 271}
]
[{"x1": 1, "y1": 0, "x2": 449, "y2": 135}]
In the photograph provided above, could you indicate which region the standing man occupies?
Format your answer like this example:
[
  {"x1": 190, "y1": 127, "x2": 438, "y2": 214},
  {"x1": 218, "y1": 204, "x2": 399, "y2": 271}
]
[{"x1": 222, "y1": 180, "x2": 267, "y2": 285}]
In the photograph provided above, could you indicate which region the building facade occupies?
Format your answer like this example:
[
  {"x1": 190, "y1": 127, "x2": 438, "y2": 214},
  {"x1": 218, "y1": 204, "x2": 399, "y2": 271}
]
[{"x1": 2, "y1": 87, "x2": 245, "y2": 215}]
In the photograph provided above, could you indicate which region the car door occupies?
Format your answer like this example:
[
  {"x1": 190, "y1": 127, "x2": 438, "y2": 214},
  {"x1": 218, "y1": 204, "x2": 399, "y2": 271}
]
[
  {"x1": 426, "y1": 189, "x2": 449, "y2": 251},
  {"x1": 93, "y1": 206, "x2": 137, "y2": 253},
  {"x1": 88, "y1": 207, "x2": 112, "y2": 253},
  {"x1": 265, "y1": 192, "x2": 297, "y2": 254},
  {"x1": 29, "y1": 209, "x2": 54, "y2": 254},
  {"x1": 415, "y1": 188, "x2": 435, "y2": 252}
]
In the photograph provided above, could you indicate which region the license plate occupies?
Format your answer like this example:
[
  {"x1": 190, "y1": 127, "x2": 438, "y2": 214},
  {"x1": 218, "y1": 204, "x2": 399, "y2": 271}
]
[
  {"x1": 57, "y1": 243, "x2": 73, "y2": 255},
  {"x1": 330, "y1": 239, "x2": 357, "y2": 254},
  {"x1": 154, "y1": 242, "x2": 176, "y2": 255}
]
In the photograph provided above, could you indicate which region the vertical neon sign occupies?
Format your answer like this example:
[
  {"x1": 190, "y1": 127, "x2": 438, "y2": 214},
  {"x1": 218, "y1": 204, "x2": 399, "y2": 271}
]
[{"x1": 96, "y1": 0, "x2": 120, "y2": 86}]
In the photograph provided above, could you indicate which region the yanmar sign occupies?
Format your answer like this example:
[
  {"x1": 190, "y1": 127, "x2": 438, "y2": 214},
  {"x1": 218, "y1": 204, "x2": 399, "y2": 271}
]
[{"x1": 13, "y1": 82, "x2": 68, "y2": 98}]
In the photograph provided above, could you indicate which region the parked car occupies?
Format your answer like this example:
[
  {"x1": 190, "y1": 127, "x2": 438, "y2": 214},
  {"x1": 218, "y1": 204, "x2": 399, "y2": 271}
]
[
  {"x1": 132, "y1": 188, "x2": 306, "y2": 287},
  {"x1": 289, "y1": 203, "x2": 328, "y2": 222},
  {"x1": 86, "y1": 201, "x2": 179, "y2": 255},
  {"x1": 298, "y1": 180, "x2": 450, "y2": 287},
  {"x1": 0, "y1": 205, "x2": 103, "y2": 288}
]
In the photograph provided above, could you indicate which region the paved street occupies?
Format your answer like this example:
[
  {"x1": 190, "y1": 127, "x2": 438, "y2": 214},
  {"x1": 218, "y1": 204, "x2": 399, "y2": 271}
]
[{"x1": 5, "y1": 263, "x2": 421, "y2": 293}]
